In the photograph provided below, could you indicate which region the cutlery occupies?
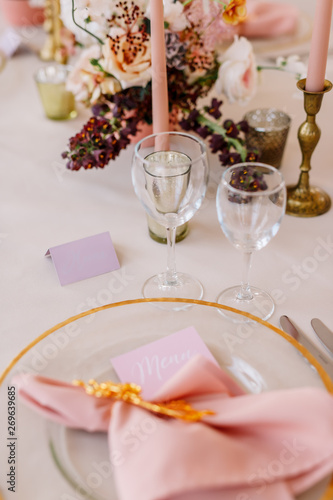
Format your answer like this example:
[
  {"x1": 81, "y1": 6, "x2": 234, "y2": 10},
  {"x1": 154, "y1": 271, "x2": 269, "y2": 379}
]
[
  {"x1": 279, "y1": 315, "x2": 333, "y2": 378},
  {"x1": 311, "y1": 318, "x2": 333, "y2": 356}
]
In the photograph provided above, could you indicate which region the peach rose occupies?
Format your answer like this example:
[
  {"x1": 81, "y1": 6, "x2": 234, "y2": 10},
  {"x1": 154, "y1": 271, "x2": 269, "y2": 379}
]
[{"x1": 101, "y1": 26, "x2": 152, "y2": 89}]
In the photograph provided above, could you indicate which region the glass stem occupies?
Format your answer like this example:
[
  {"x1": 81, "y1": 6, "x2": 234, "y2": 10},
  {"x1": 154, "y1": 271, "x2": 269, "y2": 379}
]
[
  {"x1": 165, "y1": 226, "x2": 178, "y2": 285},
  {"x1": 237, "y1": 251, "x2": 253, "y2": 300}
]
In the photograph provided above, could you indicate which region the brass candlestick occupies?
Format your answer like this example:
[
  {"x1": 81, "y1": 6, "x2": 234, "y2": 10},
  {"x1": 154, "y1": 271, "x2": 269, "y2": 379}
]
[
  {"x1": 286, "y1": 78, "x2": 332, "y2": 217},
  {"x1": 40, "y1": 0, "x2": 67, "y2": 64}
]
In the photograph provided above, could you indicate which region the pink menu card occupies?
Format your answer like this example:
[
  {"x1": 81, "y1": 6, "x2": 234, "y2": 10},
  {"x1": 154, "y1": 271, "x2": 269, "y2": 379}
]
[{"x1": 111, "y1": 327, "x2": 218, "y2": 398}]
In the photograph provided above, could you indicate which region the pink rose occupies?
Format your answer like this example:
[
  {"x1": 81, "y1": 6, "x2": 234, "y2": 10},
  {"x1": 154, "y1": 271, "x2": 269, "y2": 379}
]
[{"x1": 215, "y1": 36, "x2": 257, "y2": 104}]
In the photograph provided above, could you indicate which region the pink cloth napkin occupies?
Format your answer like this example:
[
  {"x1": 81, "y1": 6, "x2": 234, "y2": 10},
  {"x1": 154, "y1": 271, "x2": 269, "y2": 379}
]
[
  {"x1": 13, "y1": 356, "x2": 333, "y2": 500},
  {"x1": 240, "y1": 1, "x2": 299, "y2": 39}
]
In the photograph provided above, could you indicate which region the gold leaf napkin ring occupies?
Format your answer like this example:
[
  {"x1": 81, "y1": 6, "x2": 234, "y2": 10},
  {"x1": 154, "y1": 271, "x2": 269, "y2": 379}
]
[{"x1": 73, "y1": 379, "x2": 214, "y2": 422}]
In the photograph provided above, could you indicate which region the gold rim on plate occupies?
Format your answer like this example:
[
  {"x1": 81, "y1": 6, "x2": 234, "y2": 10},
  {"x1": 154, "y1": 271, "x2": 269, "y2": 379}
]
[{"x1": 1, "y1": 297, "x2": 332, "y2": 500}]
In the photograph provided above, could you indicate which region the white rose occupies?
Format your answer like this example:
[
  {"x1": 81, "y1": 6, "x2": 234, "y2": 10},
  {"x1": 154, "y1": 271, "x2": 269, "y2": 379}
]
[
  {"x1": 101, "y1": 26, "x2": 152, "y2": 89},
  {"x1": 215, "y1": 36, "x2": 257, "y2": 104}
]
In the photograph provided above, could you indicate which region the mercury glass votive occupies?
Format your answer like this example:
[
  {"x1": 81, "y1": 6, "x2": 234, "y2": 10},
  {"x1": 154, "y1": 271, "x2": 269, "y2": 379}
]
[
  {"x1": 243, "y1": 108, "x2": 291, "y2": 169},
  {"x1": 34, "y1": 65, "x2": 77, "y2": 120}
]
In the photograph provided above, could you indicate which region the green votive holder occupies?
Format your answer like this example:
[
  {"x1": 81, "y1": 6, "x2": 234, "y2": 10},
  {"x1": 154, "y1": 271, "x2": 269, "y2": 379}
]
[{"x1": 35, "y1": 65, "x2": 77, "y2": 120}]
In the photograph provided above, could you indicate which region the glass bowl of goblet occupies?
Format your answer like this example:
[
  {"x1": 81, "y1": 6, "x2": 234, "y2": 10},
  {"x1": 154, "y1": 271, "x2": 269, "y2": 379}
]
[{"x1": 131, "y1": 131, "x2": 209, "y2": 310}]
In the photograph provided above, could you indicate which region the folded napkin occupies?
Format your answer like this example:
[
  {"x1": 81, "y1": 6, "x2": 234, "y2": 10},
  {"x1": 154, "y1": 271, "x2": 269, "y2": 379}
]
[
  {"x1": 14, "y1": 356, "x2": 333, "y2": 500},
  {"x1": 240, "y1": 1, "x2": 299, "y2": 39}
]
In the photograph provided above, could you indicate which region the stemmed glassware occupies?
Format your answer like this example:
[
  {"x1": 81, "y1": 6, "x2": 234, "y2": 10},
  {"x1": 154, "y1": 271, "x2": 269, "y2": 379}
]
[
  {"x1": 132, "y1": 131, "x2": 209, "y2": 310},
  {"x1": 216, "y1": 162, "x2": 286, "y2": 322}
]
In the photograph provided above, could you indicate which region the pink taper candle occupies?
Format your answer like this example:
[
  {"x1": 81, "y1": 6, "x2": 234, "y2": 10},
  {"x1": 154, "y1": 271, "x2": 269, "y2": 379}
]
[
  {"x1": 150, "y1": 0, "x2": 170, "y2": 149},
  {"x1": 306, "y1": 0, "x2": 333, "y2": 91}
]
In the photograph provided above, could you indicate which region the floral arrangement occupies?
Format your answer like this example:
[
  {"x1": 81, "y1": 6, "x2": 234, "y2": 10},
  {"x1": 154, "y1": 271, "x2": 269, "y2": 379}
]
[{"x1": 61, "y1": 0, "x2": 259, "y2": 171}]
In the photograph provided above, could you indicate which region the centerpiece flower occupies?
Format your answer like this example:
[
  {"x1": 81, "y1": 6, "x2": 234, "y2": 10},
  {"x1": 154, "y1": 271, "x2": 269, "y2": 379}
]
[{"x1": 61, "y1": 0, "x2": 259, "y2": 171}]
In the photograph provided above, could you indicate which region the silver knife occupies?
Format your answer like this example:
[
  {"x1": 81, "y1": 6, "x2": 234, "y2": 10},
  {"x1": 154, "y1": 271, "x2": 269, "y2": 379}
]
[
  {"x1": 279, "y1": 315, "x2": 333, "y2": 378},
  {"x1": 311, "y1": 318, "x2": 333, "y2": 355}
]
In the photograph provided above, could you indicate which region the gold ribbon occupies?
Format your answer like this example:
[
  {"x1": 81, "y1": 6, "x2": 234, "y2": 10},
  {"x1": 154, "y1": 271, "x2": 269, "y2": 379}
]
[{"x1": 73, "y1": 379, "x2": 215, "y2": 422}]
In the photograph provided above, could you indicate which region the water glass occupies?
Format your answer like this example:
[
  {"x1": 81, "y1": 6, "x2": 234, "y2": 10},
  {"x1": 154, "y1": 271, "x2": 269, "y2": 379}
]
[{"x1": 216, "y1": 162, "x2": 286, "y2": 322}]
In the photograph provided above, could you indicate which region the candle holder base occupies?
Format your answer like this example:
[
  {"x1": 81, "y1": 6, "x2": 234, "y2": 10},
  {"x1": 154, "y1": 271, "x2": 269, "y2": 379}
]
[
  {"x1": 286, "y1": 78, "x2": 332, "y2": 218},
  {"x1": 286, "y1": 184, "x2": 331, "y2": 217}
]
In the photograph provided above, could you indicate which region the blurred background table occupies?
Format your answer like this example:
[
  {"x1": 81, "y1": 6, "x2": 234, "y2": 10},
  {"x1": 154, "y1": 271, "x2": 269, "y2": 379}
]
[{"x1": 0, "y1": 0, "x2": 333, "y2": 378}]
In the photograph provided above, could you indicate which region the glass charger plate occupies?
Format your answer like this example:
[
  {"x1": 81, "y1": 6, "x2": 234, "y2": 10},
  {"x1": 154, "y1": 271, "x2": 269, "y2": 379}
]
[{"x1": 0, "y1": 298, "x2": 332, "y2": 500}]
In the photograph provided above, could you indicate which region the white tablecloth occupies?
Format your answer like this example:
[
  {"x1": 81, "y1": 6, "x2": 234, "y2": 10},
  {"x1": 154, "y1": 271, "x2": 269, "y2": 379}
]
[
  {"x1": 1, "y1": 4, "x2": 333, "y2": 378},
  {"x1": 1, "y1": 1, "x2": 333, "y2": 498}
]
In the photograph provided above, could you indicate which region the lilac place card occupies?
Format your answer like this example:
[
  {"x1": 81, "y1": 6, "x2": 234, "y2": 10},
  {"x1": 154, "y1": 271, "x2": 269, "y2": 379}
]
[
  {"x1": 46, "y1": 232, "x2": 120, "y2": 285},
  {"x1": 111, "y1": 326, "x2": 218, "y2": 398}
]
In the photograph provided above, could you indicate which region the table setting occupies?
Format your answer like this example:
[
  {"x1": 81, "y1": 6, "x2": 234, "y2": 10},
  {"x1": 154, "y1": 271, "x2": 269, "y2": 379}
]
[{"x1": 1, "y1": 0, "x2": 333, "y2": 499}]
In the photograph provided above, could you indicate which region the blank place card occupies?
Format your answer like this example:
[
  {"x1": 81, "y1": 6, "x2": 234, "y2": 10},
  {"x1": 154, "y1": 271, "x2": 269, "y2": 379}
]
[{"x1": 46, "y1": 232, "x2": 120, "y2": 286}]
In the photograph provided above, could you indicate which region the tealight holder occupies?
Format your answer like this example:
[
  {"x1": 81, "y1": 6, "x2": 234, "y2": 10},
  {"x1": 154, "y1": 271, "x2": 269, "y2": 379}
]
[
  {"x1": 286, "y1": 78, "x2": 332, "y2": 217},
  {"x1": 35, "y1": 65, "x2": 77, "y2": 120}
]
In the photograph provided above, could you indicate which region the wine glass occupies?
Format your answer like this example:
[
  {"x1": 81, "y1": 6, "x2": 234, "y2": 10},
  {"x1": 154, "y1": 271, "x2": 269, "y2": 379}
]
[
  {"x1": 132, "y1": 131, "x2": 209, "y2": 310},
  {"x1": 216, "y1": 162, "x2": 286, "y2": 322}
]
